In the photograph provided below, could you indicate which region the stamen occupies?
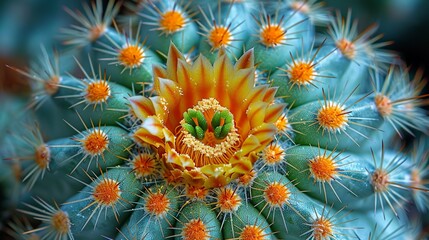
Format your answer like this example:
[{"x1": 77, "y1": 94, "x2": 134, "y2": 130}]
[
  {"x1": 208, "y1": 26, "x2": 232, "y2": 49},
  {"x1": 264, "y1": 182, "x2": 290, "y2": 207},
  {"x1": 145, "y1": 192, "x2": 170, "y2": 217},
  {"x1": 85, "y1": 80, "x2": 111, "y2": 104},
  {"x1": 181, "y1": 219, "x2": 210, "y2": 240},
  {"x1": 82, "y1": 129, "x2": 109, "y2": 156},
  {"x1": 309, "y1": 155, "x2": 337, "y2": 182},
  {"x1": 317, "y1": 101, "x2": 348, "y2": 131},
  {"x1": 177, "y1": 98, "x2": 241, "y2": 167},
  {"x1": 240, "y1": 225, "x2": 265, "y2": 240},
  {"x1": 159, "y1": 10, "x2": 185, "y2": 33},
  {"x1": 288, "y1": 61, "x2": 315, "y2": 85},
  {"x1": 312, "y1": 217, "x2": 333, "y2": 240},
  {"x1": 93, "y1": 178, "x2": 121, "y2": 206},
  {"x1": 260, "y1": 23, "x2": 286, "y2": 47},
  {"x1": 118, "y1": 45, "x2": 145, "y2": 68}
]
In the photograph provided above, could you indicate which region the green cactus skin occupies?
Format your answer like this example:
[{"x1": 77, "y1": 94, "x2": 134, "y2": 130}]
[{"x1": 4, "y1": 0, "x2": 429, "y2": 240}]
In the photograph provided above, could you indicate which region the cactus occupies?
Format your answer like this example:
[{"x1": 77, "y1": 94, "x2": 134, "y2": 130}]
[{"x1": 4, "y1": 0, "x2": 429, "y2": 239}]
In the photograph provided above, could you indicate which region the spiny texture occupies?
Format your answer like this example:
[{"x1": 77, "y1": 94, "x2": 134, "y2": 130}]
[{"x1": 3, "y1": 0, "x2": 429, "y2": 239}]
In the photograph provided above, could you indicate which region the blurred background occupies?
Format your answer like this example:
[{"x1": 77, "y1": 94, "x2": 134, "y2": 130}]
[{"x1": 1, "y1": 0, "x2": 429, "y2": 93}]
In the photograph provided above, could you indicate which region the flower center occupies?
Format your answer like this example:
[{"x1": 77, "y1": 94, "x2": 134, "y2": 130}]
[
  {"x1": 317, "y1": 102, "x2": 348, "y2": 131},
  {"x1": 93, "y1": 178, "x2": 121, "y2": 206},
  {"x1": 82, "y1": 129, "x2": 109, "y2": 156},
  {"x1": 208, "y1": 25, "x2": 232, "y2": 49},
  {"x1": 312, "y1": 217, "x2": 333, "y2": 240},
  {"x1": 336, "y1": 38, "x2": 356, "y2": 59},
  {"x1": 118, "y1": 45, "x2": 145, "y2": 68},
  {"x1": 85, "y1": 80, "x2": 111, "y2": 104},
  {"x1": 262, "y1": 143, "x2": 285, "y2": 165},
  {"x1": 371, "y1": 169, "x2": 389, "y2": 192},
  {"x1": 288, "y1": 61, "x2": 315, "y2": 85},
  {"x1": 159, "y1": 10, "x2": 185, "y2": 33},
  {"x1": 260, "y1": 23, "x2": 286, "y2": 47},
  {"x1": 51, "y1": 211, "x2": 70, "y2": 234},
  {"x1": 131, "y1": 153, "x2": 158, "y2": 179},
  {"x1": 264, "y1": 182, "x2": 290, "y2": 207},
  {"x1": 240, "y1": 225, "x2": 265, "y2": 240},
  {"x1": 309, "y1": 155, "x2": 337, "y2": 182},
  {"x1": 374, "y1": 94, "x2": 392, "y2": 116},
  {"x1": 145, "y1": 192, "x2": 170, "y2": 217},
  {"x1": 181, "y1": 219, "x2": 209, "y2": 240},
  {"x1": 216, "y1": 188, "x2": 241, "y2": 213},
  {"x1": 35, "y1": 144, "x2": 50, "y2": 169},
  {"x1": 176, "y1": 98, "x2": 241, "y2": 167}
]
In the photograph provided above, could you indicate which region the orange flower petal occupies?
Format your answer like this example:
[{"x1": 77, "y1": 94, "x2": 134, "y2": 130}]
[
  {"x1": 129, "y1": 96, "x2": 155, "y2": 119},
  {"x1": 166, "y1": 44, "x2": 187, "y2": 82},
  {"x1": 264, "y1": 103, "x2": 286, "y2": 123},
  {"x1": 235, "y1": 49, "x2": 254, "y2": 70},
  {"x1": 247, "y1": 102, "x2": 268, "y2": 129},
  {"x1": 190, "y1": 54, "x2": 215, "y2": 100},
  {"x1": 213, "y1": 54, "x2": 234, "y2": 107}
]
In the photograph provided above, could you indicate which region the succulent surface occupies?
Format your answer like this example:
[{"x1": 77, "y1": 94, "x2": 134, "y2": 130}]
[{"x1": 2, "y1": 0, "x2": 429, "y2": 239}]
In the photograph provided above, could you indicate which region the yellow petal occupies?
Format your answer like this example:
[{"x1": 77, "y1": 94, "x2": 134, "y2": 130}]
[
  {"x1": 251, "y1": 123, "x2": 277, "y2": 147},
  {"x1": 247, "y1": 102, "x2": 268, "y2": 129},
  {"x1": 235, "y1": 49, "x2": 254, "y2": 70},
  {"x1": 166, "y1": 43, "x2": 187, "y2": 82},
  {"x1": 240, "y1": 135, "x2": 261, "y2": 156},
  {"x1": 213, "y1": 54, "x2": 233, "y2": 106},
  {"x1": 264, "y1": 103, "x2": 286, "y2": 124},
  {"x1": 129, "y1": 96, "x2": 155, "y2": 119},
  {"x1": 190, "y1": 54, "x2": 215, "y2": 100}
]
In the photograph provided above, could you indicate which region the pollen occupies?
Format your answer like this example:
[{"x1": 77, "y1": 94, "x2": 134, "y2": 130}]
[
  {"x1": 145, "y1": 192, "x2": 170, "y2": 217},
  {"x1": 85, "y1": 80, "x2": 111, "y2": 104},
  {"x1": 177, "y1": 98, "x2": 241, "y2": 167},
  {"x1": 181, "y1": 219, "x2": 210, "y2": 240},
  {"x1": 50, "y1": 211, "x2": 70, "y2": 234},
  {"x1": 44, "y1": 76, "x2": 60, "y2": 95},
  {"x1": 260, "y1": 23, "x2": 286, "y2": 47},
  {"x1": 374, "y1": 94, "x2": 393, "y2": 116},
  {"x1": 275, "y1": 113, "x2": 290, "y2": 133},
  {"x1": 288, "y1": 61, "x2": 315, "y2": 85},
  {"x1": 371, "y1": 169, "x2": 390, "y2": 193},
  {"x1": 239, "y1": 225, "x2": 265, "y2": 240},
  {"x1": 118, "y1": 45, "x2": 145, "y2": 68},
  {"x1": 317, "y1": 102, "x2": 348, "y2": 131},
  {"x1": 208, "y1": 25, "x2": 232, "y2": 49},
  {"x1": 82, "y1": 129, "x2": 109, "y2": 156},
  {"x1": 216, "y1": 188, "x2": 241, "y2": 213},
  {"x1": 131, "y1": 153, "x2": 158, "y2": 179},
  {"x1": 336, "y1": 38, "x2": 356, "y2": 59},
  {"x1": 312, "y1": 217, "x2": 333, "y2": 240},
  {"x1": 93, "y1": 178, "x2": 121, "y2": 206},
  {"x1": 264, "y1": 182, "x2": 290, "y2": 207},
  {"x1": 159, "y1": 10, "x2": 185, "y2": 33},
  {"x1": 262, "y1": 143, "x2": 285, "y2": 165},
  {"x1": 35, "y1": 144, "x2": 50, "y2": 169},
  {"x1": 309, "y1": 155, "x2": 337, "y2": 182}
]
